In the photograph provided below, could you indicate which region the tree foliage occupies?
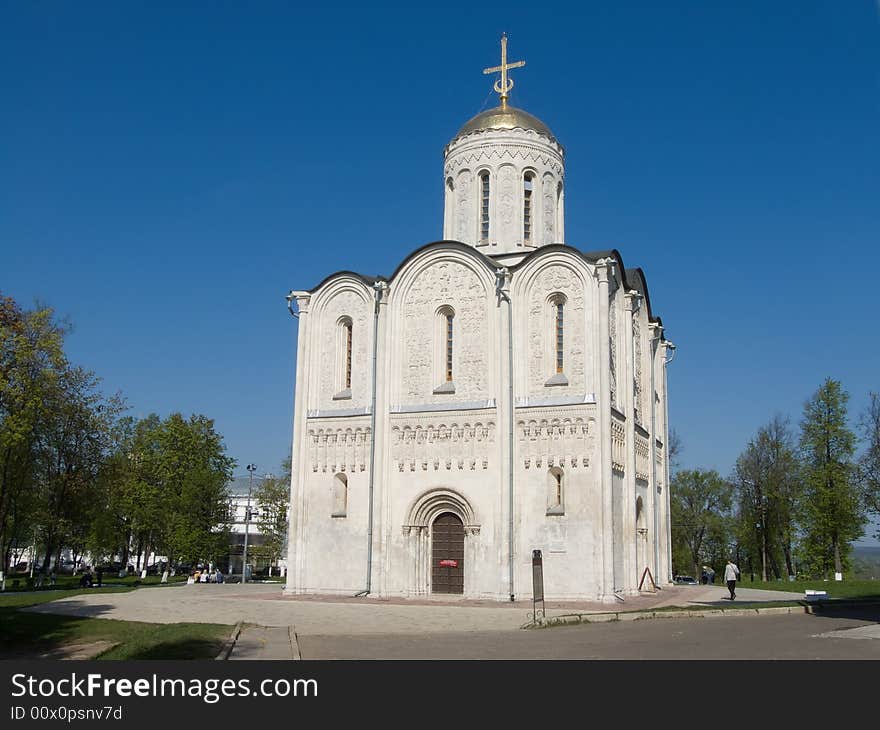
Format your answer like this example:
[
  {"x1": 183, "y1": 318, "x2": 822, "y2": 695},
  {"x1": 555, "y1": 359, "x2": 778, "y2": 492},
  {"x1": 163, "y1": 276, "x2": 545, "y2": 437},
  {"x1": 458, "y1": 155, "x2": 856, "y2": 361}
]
[
  {"x1": 670, "y1": 469, "x2": 732, "y2": 579},
  {"x1": 252, "y1": 471, "x2": 289, "y2": 567},
  {"x1": 858, "y1": 392, "x2": 880, "y2": 538},
  {"x1": 0, "y1": 292, "x2": 236, "y2": 576},
  {"x1": 798, "y1": 378, "x2": 862, "y2": 578},
  {"x1": 731, "y1": 415, "x2": 801, "y2": 580}
]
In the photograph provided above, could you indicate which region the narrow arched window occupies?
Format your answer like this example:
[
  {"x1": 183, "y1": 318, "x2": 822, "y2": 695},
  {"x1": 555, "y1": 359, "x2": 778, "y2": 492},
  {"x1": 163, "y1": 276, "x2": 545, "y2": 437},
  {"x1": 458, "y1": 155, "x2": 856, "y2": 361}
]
[
  {"x1": 479, "y1": 172, "x2": 490, "y2": 243},
  {"x1": 445, "y1": 312, "x2": 454, "y2": 381},
  {"x1": 523, "y1": 173, "x2": 534, "y2": 242},
  {"x1": 334, "y1": 318, "x2": 353, "y2": 400},
  {"x1": 344, "y1": 320, "x2": 353, "y2": 389},
  {"x1": 547, "y1": 467, "x2": 564, "y2": 515},
  {"x1": 332, "y1": 473, "x2": 348, "y2": 517},
  {"x1": 553, "y1": 296, "x2": 564, "y2": 373},
  {"x1": 433, "y1": 306, "x2": 456, "y2": 394}
]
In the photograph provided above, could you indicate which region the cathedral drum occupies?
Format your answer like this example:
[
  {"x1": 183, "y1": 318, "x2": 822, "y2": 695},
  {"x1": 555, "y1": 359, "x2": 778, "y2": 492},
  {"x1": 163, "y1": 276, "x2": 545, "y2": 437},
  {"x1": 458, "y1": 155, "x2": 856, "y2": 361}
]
[{"x1": 431, "y1": 513, "x2": 465, "y2": 594}]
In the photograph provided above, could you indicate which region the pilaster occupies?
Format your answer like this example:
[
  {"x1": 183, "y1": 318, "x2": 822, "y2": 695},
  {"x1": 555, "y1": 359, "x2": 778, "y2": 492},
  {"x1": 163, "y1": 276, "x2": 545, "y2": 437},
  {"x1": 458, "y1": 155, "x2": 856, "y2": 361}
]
[
  {"x1": 373, "y1": 282, "x2": 391, "y2": 596},
  {"x1": 622, "y1": 291, "x2": 641, "y2": 593},
  {"x1": 284, "y1": 292, "x2": 311, "y2": 595},
  {"x1": 648, "y1": 322, "x2": 663, "y2": 586},
  {"x1": 594, "y1": 259, "x2": 614, "y2": 600}
]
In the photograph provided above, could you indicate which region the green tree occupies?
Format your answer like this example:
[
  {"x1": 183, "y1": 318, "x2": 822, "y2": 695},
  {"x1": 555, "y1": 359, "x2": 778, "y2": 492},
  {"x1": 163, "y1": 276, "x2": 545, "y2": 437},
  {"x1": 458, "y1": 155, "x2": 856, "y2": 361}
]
[
  {"x1": 0, "y1": 295, "x2": 67, "y2": 572},
  {"x1": 252, "y1": 464, "x2": 290, "y2": 573},
  {"x1": 33, "y1": 364, "x2": 124, "y2": 571},
  {"x1": 90, "y1": 414, "x2": 164, "y2": 570},
  {"x1": 157, "y1": 414, "x2": 235, "y2": 567},
  {"x1": 798, "y1": 378, "x2": 863, "y2": 578},
  {"x1": 858, "y1": 392, "x2": 880, "y2": 539},
  {"x1": 671, "y1": 469, "x2": 732, "y2": 579},
  {"x1": 731, "y1": 415, "x2": 801, "y2": 581}
]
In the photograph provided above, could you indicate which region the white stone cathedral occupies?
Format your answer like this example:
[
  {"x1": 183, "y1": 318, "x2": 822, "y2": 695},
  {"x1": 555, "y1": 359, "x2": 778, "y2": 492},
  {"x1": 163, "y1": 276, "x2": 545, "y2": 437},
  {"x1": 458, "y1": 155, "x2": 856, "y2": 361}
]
[{"x1": 284, "y1": 37, "x2": 674, "y2": 602}]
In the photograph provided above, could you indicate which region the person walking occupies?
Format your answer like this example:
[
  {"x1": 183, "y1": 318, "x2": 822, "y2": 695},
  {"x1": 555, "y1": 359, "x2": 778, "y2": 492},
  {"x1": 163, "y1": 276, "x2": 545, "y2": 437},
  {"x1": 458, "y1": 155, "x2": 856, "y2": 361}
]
[{"x1": 724, "y1": 559, "x2": 740, "y2": 600}]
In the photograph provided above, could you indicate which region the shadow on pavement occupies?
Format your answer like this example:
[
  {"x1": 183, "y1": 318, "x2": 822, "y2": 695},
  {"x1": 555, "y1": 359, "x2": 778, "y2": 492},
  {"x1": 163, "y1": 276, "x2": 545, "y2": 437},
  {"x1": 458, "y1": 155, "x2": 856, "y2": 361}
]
[{"x1": 120, "y1": 638, "x2": 224, "y2": 660}]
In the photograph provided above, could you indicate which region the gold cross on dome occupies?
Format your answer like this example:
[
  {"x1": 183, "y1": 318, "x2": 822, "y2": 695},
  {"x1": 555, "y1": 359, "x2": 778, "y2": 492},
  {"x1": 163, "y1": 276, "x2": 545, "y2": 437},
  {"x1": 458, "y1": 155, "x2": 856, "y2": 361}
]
[{"x1": 483, "y1": 33, "x2": 525, "y2": 109}]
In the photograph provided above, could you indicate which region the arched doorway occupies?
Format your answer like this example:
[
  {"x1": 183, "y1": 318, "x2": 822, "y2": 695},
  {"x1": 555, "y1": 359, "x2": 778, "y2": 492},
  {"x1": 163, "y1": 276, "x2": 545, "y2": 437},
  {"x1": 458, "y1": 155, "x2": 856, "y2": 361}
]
[
  {"x1": 403, "y1": 488, "x2": 478, "y2": 596},
  {"x1": 431, "y1": 513, "x2": 464, "y2": 594}
]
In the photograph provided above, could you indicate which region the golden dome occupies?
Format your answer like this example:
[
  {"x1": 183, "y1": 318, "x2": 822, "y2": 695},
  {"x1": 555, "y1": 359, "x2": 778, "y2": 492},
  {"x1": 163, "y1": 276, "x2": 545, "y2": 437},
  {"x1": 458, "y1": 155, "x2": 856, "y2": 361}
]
[{"x1": 455, "y1": 104, "x2": 556, "y2": 142}]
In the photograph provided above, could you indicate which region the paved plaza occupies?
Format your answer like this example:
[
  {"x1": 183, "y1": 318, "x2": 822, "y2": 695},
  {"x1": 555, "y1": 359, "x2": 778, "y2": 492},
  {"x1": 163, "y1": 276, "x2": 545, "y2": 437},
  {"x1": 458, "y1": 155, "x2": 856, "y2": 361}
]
[
  {"x1": 23, "y1": 581, "x2": 808, "y2": 635},
  {"x1": 20, "y1": 580, "x2": 848, "y2": 660}
]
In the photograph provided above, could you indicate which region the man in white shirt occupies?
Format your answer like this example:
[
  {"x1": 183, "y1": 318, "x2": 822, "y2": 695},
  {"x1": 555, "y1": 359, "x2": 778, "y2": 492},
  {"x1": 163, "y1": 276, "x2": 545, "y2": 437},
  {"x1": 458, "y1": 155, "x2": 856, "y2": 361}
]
[{"x1": 724, "y1": 559, "x2": 740, "y2": 600}]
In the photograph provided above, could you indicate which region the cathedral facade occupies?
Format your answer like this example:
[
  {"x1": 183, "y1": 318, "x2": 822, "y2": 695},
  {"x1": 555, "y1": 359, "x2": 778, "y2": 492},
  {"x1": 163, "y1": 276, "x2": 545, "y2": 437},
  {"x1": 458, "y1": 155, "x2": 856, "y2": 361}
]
[{"x1": 284, "y1": 39, "x2": 673, "y2": 602}]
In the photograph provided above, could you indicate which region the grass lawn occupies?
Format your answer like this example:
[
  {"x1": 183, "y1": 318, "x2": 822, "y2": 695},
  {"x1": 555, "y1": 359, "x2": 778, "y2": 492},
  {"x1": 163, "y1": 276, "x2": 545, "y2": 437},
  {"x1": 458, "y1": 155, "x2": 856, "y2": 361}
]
[
  {"x1": 0, "y1": 588, "x2": 232, "y2": 660},
  {"x1": 3, "y1": 573, "x2": 189, "y2": 592},
  {"x1": 736, "y1": 578, "x2": 880, "y2": 600}
]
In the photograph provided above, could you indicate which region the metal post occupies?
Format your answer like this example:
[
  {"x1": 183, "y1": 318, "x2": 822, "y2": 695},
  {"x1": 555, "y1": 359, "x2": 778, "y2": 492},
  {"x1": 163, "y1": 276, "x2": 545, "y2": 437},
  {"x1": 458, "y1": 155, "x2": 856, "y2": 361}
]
[{"x1": 243, "y1": 464, "x2": 256, "y2": 583}]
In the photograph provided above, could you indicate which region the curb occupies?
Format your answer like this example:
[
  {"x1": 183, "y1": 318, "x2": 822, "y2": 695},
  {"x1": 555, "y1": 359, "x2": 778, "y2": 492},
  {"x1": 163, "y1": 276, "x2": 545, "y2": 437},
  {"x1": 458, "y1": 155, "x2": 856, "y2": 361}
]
[
  {"x1": 215, "y1": 620, "x2": 244, "y2": 660},
  {"x1": 288, "y1": 625, "x2": 302, "y2": 661},
  {"x1": 522, "y1": 599, "x2": 880, "y2": 630}
]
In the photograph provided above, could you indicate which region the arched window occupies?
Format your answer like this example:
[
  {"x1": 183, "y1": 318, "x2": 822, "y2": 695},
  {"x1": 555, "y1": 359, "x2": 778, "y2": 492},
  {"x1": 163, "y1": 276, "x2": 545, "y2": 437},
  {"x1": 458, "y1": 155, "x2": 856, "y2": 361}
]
[
  {"x1": 544, "y1": 294, "x2": 568, "y2": 387},
  {"x1": 445, "y1": 177, "x2": 455, "y2": 235},
  {"x1": 332, "y1": 473, "x2": 348, "y2": 517},
  {"x1": 547, "y1": 467, "x2": 564, "y2": 515},
  {"x1": 334, "y1": 318, "x2": 353, "y2": 399},
  {"x1": 433, "y1": 306, "x2": 456, "y2": 393},
  {"x1": 479, "y1": 172, "x2": 490, "y2": 243},
  {"x1": 344, "y1": 320, "x2": 353, "y2": 389},
  {"x1": 523, "y1": 172, "x2": 534, "y2": 243},
  {"x1": 553, "y1": 295, "x2": 564, "y2": 373},
  {"x1": 445, "y1": 311, "x2": 454, "y2": 381}
]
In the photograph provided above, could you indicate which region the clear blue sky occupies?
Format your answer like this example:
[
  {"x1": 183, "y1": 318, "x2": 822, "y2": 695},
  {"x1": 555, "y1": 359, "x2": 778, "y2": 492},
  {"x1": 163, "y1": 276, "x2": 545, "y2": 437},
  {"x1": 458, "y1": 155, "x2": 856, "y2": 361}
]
[{"x1": 2, "y1": 3, "x2": 879, "y2": 541}]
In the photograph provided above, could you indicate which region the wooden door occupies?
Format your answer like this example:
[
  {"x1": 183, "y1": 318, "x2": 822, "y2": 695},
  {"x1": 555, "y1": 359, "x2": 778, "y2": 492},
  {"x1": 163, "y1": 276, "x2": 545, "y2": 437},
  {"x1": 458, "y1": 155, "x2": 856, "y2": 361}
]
[{"x1": 431, "y1": 513, "x2": 464, "y2": 594}]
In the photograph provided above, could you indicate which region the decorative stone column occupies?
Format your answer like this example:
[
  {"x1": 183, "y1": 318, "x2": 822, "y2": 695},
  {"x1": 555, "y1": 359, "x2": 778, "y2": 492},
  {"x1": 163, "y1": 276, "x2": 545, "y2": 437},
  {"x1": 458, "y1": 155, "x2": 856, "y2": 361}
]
[
  {"x1": 648, "y1": 322, "x2": 663, "y2": 587},
  {"x1": 658, "y1": 339, "x2": 673, "y2": 584},
  {"x1": 373, "y1": 281, "x2": 391, "y2": 596},
  {"x1": 284, "y1": 292, "x2": 311, "y2": 595},
  {"x1": 622, "y1": 291, "x2": 641, "y2": 594},
  {"x1": 594, "y1": 259, "x2": 614, "y2": 601}
]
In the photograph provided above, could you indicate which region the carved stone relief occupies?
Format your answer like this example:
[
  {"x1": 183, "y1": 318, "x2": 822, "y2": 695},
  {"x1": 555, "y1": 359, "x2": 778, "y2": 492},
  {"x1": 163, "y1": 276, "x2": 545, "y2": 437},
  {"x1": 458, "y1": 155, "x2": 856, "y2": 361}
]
[
  {"x1": 517, "y1": 413, "x2": 595, "y2": 470},
  {"x1": 456, "y1": 170, "x2": 472, "y2": 244},
  {"x1": 402, "y1": 260, "x2": 489, "y2": 402},
  {"x1": 611, "y1": 414, "x2": 626, "y2": 474},
  {"x1": 444, "y1": 136, "x2": 564, "y2": 178},
  {"x1": 609, "y1": 292, "x2": 617, "y2": 407},
  {"x1": 542, "y1": 174, "x2": 555, "y2": 245},
  {"x1": 633, "y1": 314, "x2": 643, "y2": 425},
  {"x1": 308, "y1": 425, "x2": 371, "y2": 474},
  {"x1": 526, "y1": 263, "x2": 585, "y2": 395},
  {"x1": 391, "y1": 420, "x2": 495, "y2": 472},
  {"x1": 317, "y1": 289, "x2": 370, "y2": 409},
  {"x1": 634, "y1": 432, "x2": 650, "y2": 481},
  {"x1": 497, "y1": 165, "x2": 516, "y2": 244}
]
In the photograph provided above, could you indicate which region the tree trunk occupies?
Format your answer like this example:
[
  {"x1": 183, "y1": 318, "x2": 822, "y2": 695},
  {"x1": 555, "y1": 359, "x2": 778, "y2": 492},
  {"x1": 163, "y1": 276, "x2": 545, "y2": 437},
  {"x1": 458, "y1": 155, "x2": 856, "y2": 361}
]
[
  {"x1": 768, "y1": 551, "x2": 781, "y2": 580},
  {"x1": 135, "y1": 538, "x2": 142, "y2": 572}
]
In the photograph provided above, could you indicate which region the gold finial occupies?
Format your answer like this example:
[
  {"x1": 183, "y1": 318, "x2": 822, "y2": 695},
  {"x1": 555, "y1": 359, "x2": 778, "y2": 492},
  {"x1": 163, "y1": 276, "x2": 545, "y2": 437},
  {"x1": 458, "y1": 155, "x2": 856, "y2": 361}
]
[{"x1": 483, "y1": 33, "x2": 525, "y2": 109}]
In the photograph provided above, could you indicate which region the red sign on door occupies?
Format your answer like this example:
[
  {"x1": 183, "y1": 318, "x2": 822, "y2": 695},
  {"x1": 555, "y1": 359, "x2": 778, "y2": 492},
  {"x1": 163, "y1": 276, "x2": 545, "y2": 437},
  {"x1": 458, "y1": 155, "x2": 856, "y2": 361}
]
[{"x1": 439, "y1": 559, "x2": 458, "y2": 567}]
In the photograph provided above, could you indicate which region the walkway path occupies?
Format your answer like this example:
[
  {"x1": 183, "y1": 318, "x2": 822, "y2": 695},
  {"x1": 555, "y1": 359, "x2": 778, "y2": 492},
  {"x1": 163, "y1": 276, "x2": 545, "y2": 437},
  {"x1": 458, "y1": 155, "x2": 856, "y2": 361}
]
[
  {"x1": 22, "y1": 582, "x2": 813, "y2": 659},
  {"x1": 24, "y1": 582, "x2": 806, "y2": 631}
]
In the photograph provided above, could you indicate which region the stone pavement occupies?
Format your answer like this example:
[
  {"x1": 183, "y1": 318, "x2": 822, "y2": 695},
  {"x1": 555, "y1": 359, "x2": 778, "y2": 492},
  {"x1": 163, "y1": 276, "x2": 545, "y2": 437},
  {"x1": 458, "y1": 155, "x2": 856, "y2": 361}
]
[
  {"x1": 20, "y1": 581, "x2": 815, "y2": 659},
  {"x1": 229, "y1": 626, "x2": 299, "y2": 660}
]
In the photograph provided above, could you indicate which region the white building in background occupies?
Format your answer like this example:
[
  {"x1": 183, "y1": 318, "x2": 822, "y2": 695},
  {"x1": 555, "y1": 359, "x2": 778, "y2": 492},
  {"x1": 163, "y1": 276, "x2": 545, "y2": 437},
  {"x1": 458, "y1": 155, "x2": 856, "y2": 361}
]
[
  {"x1": 284, "y1": 36, "x2": 674, "y2": 602},
  {"x1": 227, "y1": 475, "x2": 287, "y2": 577}
]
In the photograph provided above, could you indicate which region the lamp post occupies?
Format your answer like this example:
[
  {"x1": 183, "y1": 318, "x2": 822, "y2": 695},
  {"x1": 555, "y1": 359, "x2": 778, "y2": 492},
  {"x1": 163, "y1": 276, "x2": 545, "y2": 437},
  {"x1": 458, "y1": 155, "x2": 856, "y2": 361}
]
[{"x1": 243, "y1": 464, "x2": 257, "y2": 583}]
